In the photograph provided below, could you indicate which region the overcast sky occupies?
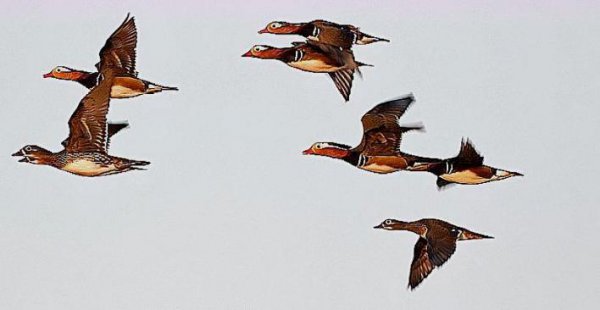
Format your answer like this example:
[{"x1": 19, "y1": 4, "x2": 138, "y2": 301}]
[{"x1": 1, "y1": 1, "x2": 599, "y2": 309}]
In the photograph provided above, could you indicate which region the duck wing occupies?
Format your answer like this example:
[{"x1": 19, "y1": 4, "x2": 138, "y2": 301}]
[
  {"x1": 95, "y1": 14, "x2": 137, "y2": 75},
  {"x1": 408, "y1": 238, "x2": 435, "y2": 290},
  {"x1": 64, "y1": 70, "x2": 115, "y2": 153},
  {"x1": 353, "y1": 95, "x2": 422, "y2": 155}
]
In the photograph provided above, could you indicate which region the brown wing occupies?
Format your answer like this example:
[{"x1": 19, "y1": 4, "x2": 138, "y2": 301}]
[
  {"x1": 309, "y1": 20, "x2": 355, "y2": 49},
  {"x1": 97, "y1": 14, "x2": 137, "y2": 74},
  {"x1": 426, "y1": 227, "x2": 458, "y2": 268},
  {"x1": 61, "y1": 121, "x2": 128, "y2": 150},
  {"x1": 353, "y1": 95, "x2": 416, "y2": 155},
  {"x1": 64, "y1": 72, "x2": 115, "y2": 153},
  {"x1": 305, "y1": 41, "x2": 353, "y2": 68},
  {"x1": 455, "y1": 139, "x2": 484, "y2": 167},
  {"x1": 328, "y1": 70, "x2": 354, "y2": 101},
  {"x1": 409, "y1": 238, "x2": 435, "y2": 290}
]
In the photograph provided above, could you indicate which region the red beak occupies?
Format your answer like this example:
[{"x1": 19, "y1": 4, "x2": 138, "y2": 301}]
[
  {"x1": 258, "y1": 28, "x2": 269, "y2": 34},
  {"x1": 302, "y1": 148, "x2": 314, "y2": 155},
  {"x1": 43, "y1": 72, "x2": 53, "y2": 78},
  {"x1": 241, "y1": 50, "x2": 253, "y2": 57}
]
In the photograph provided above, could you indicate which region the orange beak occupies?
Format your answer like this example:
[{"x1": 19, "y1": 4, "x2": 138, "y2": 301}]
[
  {"x1": 258, "y1": 28, "x2": 269, "y2": 34},
  {"x1": 43, "y1": 72, "x2": 53, "y2": 78},
  {"x1": 302, "y1": 148, "x2": 314, "y2": 155},
  {"x1": 241, "y1": 50, "x2": 253, "y2": 57}
]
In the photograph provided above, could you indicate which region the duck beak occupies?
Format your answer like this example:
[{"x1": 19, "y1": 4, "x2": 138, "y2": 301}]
[
  {"x1": 11, "y1": 150, "x2": 23, "y2": 156},
  {"x1": 258, "y1": 28, "x2": 269, "y2": 34},
  {"x1": 373, "y1": 224, "x2": 384, "y2": 229},
  {"x1": 512, "y1": 172, "x2": 524, "y2": 177},
  {"x1": 43, "y1": 72, "x2": 53, "y2": 78},
  {"x1": 241, "y1": 50, "x2": 253, "y2": 57},
  {"x1": 302, "y1": 148, "x2": 314, "y2": 155},
  {"x1": 18, "y1": 158, "x2": 28, "y2": 163}
]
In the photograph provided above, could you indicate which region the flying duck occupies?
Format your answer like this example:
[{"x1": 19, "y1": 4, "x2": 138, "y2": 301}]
[
  {"x1": 427, "y1": 139, "x2": 523, "y2": 189},
  {"x1": 302, "y1": 94, "x2": 442, "y2": 173},
  {"x1": 242, "y1": 41, "x2": 371, "y2": 101},
  {"x1": 43, "y1": 14, "x2": 178, "y2": 99},
  {"x1": 259, "y1": 20, "x2": 389, "y2": 50},
  {"x1": 374, "y1": 218, "x2": 493, "y2": 290},
  {"x1": 13, "y1": 27, "x2": 150, "y2": 177}
]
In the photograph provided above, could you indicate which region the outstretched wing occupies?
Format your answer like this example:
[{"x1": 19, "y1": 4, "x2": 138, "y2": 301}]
[
  {"x1": 328, "y1": 70, "x2": 354, "y2": 101},
  {"x1": 61, "y1": 121, "x2": 128, "y2": 151},
  {"x1": 409, "y1": 238, "x2": 435, "y2": 290},
  {"x1": 353, "y1": 95, "x2": 420, "y2": 155},
  {"x1": 64, "y1": 72, "x2": 114, "y2": 153},
  {"x1": 427, "y1": 234, "x2": 456, "y2": 267},
  {"x1": 96, "y1": 14, "x2": 137, "y2": 75}
]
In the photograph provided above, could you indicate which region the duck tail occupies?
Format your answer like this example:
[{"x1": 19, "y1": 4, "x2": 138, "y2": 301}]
[
  {"x1": 154, "y1": 84, "x2": 179, "y2": 91},
  {"x1": 356, "y1": 32, "x2": 390, "y2": 45},
  {"x1": 131, "y1": 159, "x2": 150, "y2": 167},
  {"x1": 354, "y1": 62, "x2": 372, "y2": 79},
  {"x1": 146, "y1": 81, "x2": 179, "y2": 94},
  {"x1": 460, "y1": 230, "x2": 494, "y2": 240}
]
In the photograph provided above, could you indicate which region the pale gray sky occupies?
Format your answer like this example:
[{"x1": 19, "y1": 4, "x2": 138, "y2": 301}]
[{"x1": 1, "y1": 1, "x2": 599, "y2": 309}]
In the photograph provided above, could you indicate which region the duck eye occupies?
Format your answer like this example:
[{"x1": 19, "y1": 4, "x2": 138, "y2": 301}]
[
  {"x1": 25, "y1": 146, "x2": 32, "y2": 152},
  {"x1": 56, "y1": 68, "x2": 61, "y2": 72},
  {"x1": 315, "y1": 144, "x2": 322, "y2": 149},
  {"x1": 271, "y1": 23, "x2": 281, "y2": 28},
  {"x1": 385, "y1": 220, "x2": 393, "y2": 225}
]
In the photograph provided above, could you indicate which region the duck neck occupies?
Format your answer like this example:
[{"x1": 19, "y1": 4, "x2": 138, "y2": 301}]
[
  {"x1": 392, "y1": 221, "x2": 427, "y2": 235},
  {"x1": 75, "y1": 71, "x2": 99, "y2": 89}
]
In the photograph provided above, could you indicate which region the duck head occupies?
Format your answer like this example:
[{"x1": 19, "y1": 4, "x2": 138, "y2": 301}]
[
  {"x1": 302, "y1": 142, "x2": 351, "y2": 159},
  {"x1": 12, "y1": 145, "x2": 53, "y2": 165},
  {"x1": 258, "y1": 21, "x2": 304, "y2": 34},
  {"x1": 241, "y1": 45, "x2": 288, "y2": 59},
  {"x1": 374, "y1": 219, "x2": 407, "y2": 230},
  {"x1": 43, "y1": 66, "x2": 88, "y2": 81}
]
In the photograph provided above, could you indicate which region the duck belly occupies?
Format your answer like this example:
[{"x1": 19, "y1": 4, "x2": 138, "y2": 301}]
[
  {"x1": 111, "y1": 77, "x2": 146, "y2": 98},
  {"x1": 62, "y1": 159, "x2": 117, "y2": 177},
  {"x1": 440, "y1": 170, "x2": 490, "y2": 185},
  {"x1": 288, "y1": 60, "x2": 340, "y2": 73},
  {"x1": 359, "y1": 156, "x2": 407, "y2": 174}
]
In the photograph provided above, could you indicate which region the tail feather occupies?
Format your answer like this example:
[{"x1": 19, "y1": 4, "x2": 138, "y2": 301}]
[
  {"x1": 146, "y1": 81, "x2": 179, "y2": 93},
  {"x1": 131, "y1": 160, "x2": 150, "y2": 166},
  {"x1": 158, "y1": 85, "x2": 179, "y2": 91},
  {"x1": 460, "y1": 230, "x2": 494, "y2": 240},
  {"x1": 357, "y1": 32, "x2": 390, "y2": 44}
]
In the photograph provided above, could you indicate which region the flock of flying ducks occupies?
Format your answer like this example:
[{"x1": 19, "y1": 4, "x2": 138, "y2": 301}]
[
  {"x1": 243, "y1": 20, "x2": 389, "y2": 101},
  {"x1": 13, "y1": 15, "x2": 177, "y2": 177},
  {"x1": 12, "y1": 15, "x2": 523, "y2": 290}
]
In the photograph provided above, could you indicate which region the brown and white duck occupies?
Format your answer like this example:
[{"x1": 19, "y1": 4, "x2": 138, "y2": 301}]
[
  {"x1": 374, "y1": 218, "x2": 493, "y2": 290},
  {"x1": 242, "y1": 41, "x2": 371, "y2": 101},
  {"x1": 259, "y1": 20, "x2": 389, "y2": 50},
  {"x1": 43, "y1": 14, "x2": 178, "y2": 99},
  {"x1": 427, "y1": 139, "x2": 523, "y2": 189},
  {"x1": 13, "y1": 24, "x2": 151, "y2": 177},
  {"x1": 302, "y1": 95, "x2": 442, "y2": 173}
]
